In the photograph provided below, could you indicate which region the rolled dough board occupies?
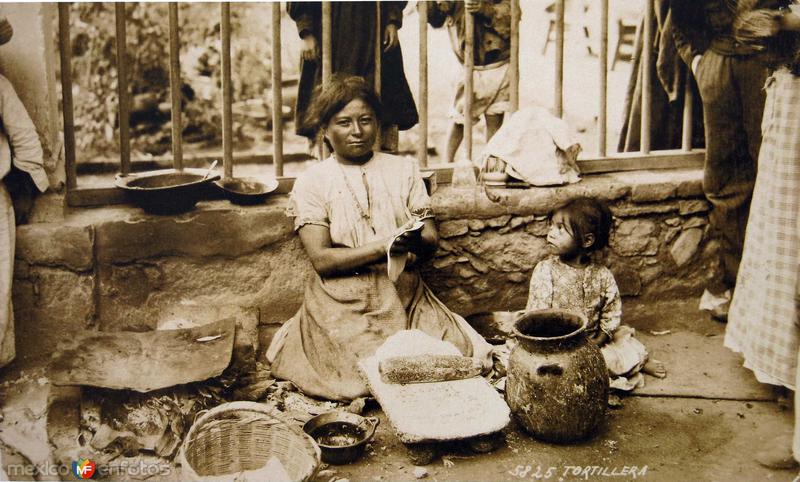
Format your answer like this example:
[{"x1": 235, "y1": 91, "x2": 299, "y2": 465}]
[{"x1": 358, "y1": 330, "x2": 510, "y2": 444}]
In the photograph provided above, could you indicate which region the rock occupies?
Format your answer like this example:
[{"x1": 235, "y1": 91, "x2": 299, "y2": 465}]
[
  {"x1": 432, "y1": 257, "x2": 461, "y2": 269},
  {"x1": 487, "y1": 215, "x2": 513, "y2": 228},
  {"x1": 664, "y1": 216, "x2": 681, "y2": 227},
  {"x1": 506, "y1": 215, "x2": 531, "y2": 230},
  {"x1": 611, "y1": 202, "x2": 679, "y2": 218},
  {"x1": 611, "y1": 219, "x2": 658, "y2": 256},
  {"x1": 15, "y1": 224, "x2": 94, "y2": 271},
  {"x1": 676, "y1": 178, "x2": 704, "y2": 198},
  {"x1": 525, "y1": 219, "x2": 550, "y2": 236},
  {"x1": 630, "y1": 183, "x2": 676, "y2": 203},
  {"x1": 507, "y1": 272, "x2": 527, "y2": 283},
  {"x1": 639, "y1": 266, "x2": 662, "y2": 285},
  {"x1": 664, "y1": 226, "x2": 681, "y2": 244},
  {"x1": 678, "y1": 200, "x2": 711, "y2": 215},
  {"x1": 468, "y1": 219, "x2": 486, "y2": 231},
  {"x1": 456, "y1": 266, "x2": 479, "y2": 279},
  {"x1": 683, "y1": 217, "x2": 708, "y2": 229},
  {"x1": 670, "y1": 228, "x2": 704, "y2": 267},
  {"x1": 414, "y1": 467, "x2": 428, "y2": 479},
  {"x1": 439, "y1": 220, "x2": 469, "y2": 238},
  {"x1": 469, "y1": 257, "x2": 491, "y2": 274},
  {"x1": 612, "y1": 266, "x2": 642, "y2": 296}
]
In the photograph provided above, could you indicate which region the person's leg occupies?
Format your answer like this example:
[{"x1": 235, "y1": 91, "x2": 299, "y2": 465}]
[
  {"x1": 694, "y1": 52, "x2": 751, "y2": 311},
  {"x1": 445, "y1": 122, "x2": 464, "y2": 164},
  {"x1": 485, "y1": 113, "x2": 504, "y2": 142},
  {"x1": 795, "y1": 348, "x2": 800, "y2": 463}
]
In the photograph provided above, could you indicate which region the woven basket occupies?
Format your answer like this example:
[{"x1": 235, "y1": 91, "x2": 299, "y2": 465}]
[{"x1": 179, "y1": 401, "x2": 321, "y2": 482}]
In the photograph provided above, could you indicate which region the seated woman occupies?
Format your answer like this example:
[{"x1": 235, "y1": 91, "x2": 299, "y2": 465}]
[{"x1": 266, "y1": 75, "x2": 492, "y2": 401}]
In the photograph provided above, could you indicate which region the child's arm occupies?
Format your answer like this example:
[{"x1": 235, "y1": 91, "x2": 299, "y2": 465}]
[
  {"x1": 595, "y1": 268, "x2": 622, "y2": 345},
  {"x1": 525, "y1": 261, "x2": 553, "y2": 311}
]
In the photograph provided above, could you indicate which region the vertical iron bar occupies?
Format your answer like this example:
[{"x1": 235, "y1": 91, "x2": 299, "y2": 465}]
[
  {"x1": 322, "y1": 1, "x2": 332, "y2": 86},
  {"x1": 554, "y1": 0, "x2": 565, "y2": 118},
  {"x1": 58, "y1": 3, "x2": 77, "y2": 189},
  {"x1": 464, "y1": 6, "x2": 474, "y2": 162},
  {"x1": 168, "y1": 3, "x2": 183, "y2": 170},
  {"x1": 374, "y1": 2, "x2": 381, "y2": 95},
  {"x1": 115, "y1": 3, "x2": 131, "y2": 176},
  {"x1": 272, "y1": 2, "x2": 284, "y2": 176},
  {"x1": 418, "y1": 1, "x2": 428, "y2": 167},
  {"x1": 598, "y1": 0, "x2": 608, "y2": 156},
  {"x1": 682, "y1": 69, "x2": 694, "y2": 151},
  {"x1": 221, "y1": 3, "x2": 233, "y2": 179},
  {"x1": 640, "y1": 0, "x2": 654, "y2": 154},
  {"x1": 510, "y1": 0, "x2": 519, "y2": 112}
]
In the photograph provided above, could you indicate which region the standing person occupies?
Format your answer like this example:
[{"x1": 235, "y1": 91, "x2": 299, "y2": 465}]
[
  {"x1": 670, "y1": 0, "x2": 787, "y2": 320},
  {"x1": 288, "y1": 1, "x2": 419, "y2": 153},
  {"x1": 725, "y1": 4, "x2": 800, "y2": 470},
  {"x1": 266, "y1": 76, "x2": 491, "y2": 401},
  {"x1": 427, "y1": 0, "x2": 516, "y2": 164},
  {"x1": 618, "y1": 0, "x2": 705, "y2": 152},
  {"x1": 0, "y1": 16, "x2": 49, "y2": 369}
]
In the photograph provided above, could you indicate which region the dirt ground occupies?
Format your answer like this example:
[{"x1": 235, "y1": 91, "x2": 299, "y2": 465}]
[
  {"x1": 0, "y1": 297, "x2": 795, "y2": 481},
  {"x1": 316, "y1": 297, "x2": 796, "y2": 482}
]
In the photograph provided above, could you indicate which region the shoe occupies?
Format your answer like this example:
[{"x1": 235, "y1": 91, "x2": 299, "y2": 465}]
[{"x1": 699, "y1": 289, "x2": 731, "y2": 322}]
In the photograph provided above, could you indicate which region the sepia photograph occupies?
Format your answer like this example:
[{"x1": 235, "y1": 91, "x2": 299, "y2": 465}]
[{"x1": 0, "y1": 0, "x2": 797, "y2": 480}]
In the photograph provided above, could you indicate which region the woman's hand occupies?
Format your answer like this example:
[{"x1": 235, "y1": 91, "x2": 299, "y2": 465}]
[
  {"x1": 301, "y1": 34, "x2": 319, "y2": 61},
  {"x1": 389, "y1": 228, "x2": 423, "y2": 256},
  {"x1": 384, "y1": 24, "x2": 399, "y2": 52}
]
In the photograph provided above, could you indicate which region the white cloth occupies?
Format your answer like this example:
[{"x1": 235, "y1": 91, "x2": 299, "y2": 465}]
[
  {"x1": 0, "y1": 184, "x2": 14, "y2": 367},
  {"x1": 725, "y1": 69, "x2": 800, "y2": 390},
  {"x1": 0, "y1": 74, "x2": 47, "y2": 369},
  {"x1": 480, "y1": 106, "x2": 581, "y2": 186}
]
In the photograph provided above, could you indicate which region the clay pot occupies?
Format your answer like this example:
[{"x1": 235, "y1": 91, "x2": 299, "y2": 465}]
[{"x1": 505, "y1": 309, "x2": 608, "y2": 443}]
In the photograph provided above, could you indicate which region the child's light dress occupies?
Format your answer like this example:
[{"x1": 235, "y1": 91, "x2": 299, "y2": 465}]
[{"x1": 526, "y1": 256, "x2": 649, "y2": 391}]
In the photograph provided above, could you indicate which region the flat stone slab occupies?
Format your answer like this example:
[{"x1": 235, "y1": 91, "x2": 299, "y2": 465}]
[
  {"x1": 634, "y1": 331, "x2": 776, "y2": 401},
  {"x1": 360, "y1": 330, "x2": 510, "y2": 444},
  {"x1": 50, "y1": 318, "x2": 234, "y2": 392}
]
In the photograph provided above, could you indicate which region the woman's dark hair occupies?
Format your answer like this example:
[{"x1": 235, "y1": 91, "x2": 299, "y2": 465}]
[
  {"x1": 554, "y1": 197, "x2": 613, "y2": 253},
  {"x1": 304, "y1": 74, "x2": 384, "y2": 136}
]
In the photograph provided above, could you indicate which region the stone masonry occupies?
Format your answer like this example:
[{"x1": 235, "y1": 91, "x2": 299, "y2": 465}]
[{"x1": 12, "y1": 168, "x2": 715, "y2": 368}]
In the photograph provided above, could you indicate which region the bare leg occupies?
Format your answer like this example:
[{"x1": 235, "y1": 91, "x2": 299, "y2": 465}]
[
  {"x1": 445, "y1": 122, "x2": 464, "y2": 164},
  {"x1": 485, "y1": 114, "x2": 505, "y2": 142}
]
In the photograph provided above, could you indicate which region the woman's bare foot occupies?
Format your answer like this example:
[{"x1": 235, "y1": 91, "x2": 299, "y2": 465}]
[
  {"x1": 755, "y1": 435, "x2": 798, "y2": 470},
  {"x1": 642, "y1": 359, "x2": 666, "y2": 378}
]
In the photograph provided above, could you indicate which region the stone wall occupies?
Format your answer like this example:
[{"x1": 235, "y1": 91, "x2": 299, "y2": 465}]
[{"x1": 11, "y1": 168, "x2": 715, "y2": 369}]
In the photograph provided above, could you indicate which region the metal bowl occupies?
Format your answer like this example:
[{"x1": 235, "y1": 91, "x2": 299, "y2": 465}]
[
  {"x1": 303, "y1": 411, "x2": 379, "y2": 465},
  {"x1": 214, "y1": 177, "x2": 279, "y2": 205},
  {"x1": 115, "y1": 168, "x2": 220, "y2": 215}
]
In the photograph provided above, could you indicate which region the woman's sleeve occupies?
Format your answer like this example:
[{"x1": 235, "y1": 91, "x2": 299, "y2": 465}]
[
  {"x1": 384, "y1": 2, "x2": 407, "y2": 29},
  {"x1": 407, "y1": 160, "x2": 434, "y2": 220},
  {"x1": 288, "y1": 172, "x2": 329, "y2": 231},
  {"x1": 598, "y1": 269, "x2": 622, "y2": 337},
  {"x1": 288, "y1": 2, "x2": 320, "y2": 39},
  {"x1": 526, "y1": 261, "x2": 552, "y2": 311},
  {"x1": 0, "y1": 77, "x2": 47, "y2": 192}
]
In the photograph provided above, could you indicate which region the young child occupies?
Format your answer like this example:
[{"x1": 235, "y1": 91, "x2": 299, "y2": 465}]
[
  {"x1": 427, "y1": 0, "x2": 516, "y2": 163},
  {"x1": 526, "y1": 197, "x2": 666, "y2": 390}
]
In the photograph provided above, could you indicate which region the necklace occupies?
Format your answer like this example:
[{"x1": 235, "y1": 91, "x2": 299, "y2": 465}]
[{"x1": 337, "y1": 161, "x2": 377, "y2": 234}]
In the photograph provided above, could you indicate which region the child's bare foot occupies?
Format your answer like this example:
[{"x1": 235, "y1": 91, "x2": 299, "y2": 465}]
[{"x1": 642, "y1": 359, "x2": 666, "y2": 378}]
